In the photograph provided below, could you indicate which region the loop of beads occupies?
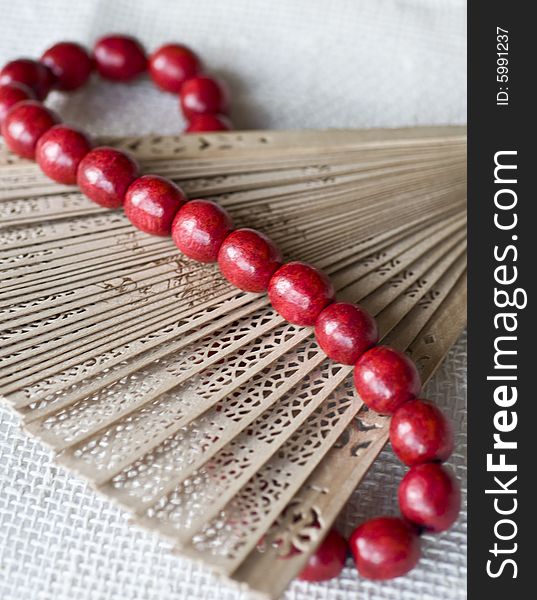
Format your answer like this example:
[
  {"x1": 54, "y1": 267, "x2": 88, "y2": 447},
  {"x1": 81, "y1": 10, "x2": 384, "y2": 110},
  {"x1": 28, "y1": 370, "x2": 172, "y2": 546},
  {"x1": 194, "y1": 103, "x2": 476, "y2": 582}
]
[
  {"x1": 0, "y1": 34, "x2": 232, "y2": 135},
  {"x1": 0, "y1": 34, "x2": 460, "y2": 583}
]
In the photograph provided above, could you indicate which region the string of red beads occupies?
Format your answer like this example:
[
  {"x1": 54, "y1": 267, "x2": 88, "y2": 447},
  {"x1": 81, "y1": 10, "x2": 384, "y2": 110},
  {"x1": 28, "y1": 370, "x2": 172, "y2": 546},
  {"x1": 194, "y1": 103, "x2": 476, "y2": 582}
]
[
  {"x1": 0, "y1": 34, "x2": 461, "y2": 584},
  {"x1": 0, "y1": 34, "x2": 232, "y2": 137}
]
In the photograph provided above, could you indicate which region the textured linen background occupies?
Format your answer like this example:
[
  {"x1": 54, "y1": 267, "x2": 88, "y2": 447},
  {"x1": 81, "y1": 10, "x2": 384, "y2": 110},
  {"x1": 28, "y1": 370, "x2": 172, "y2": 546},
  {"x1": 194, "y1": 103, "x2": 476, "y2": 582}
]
[{"x1": 0, "y1": 1, "x2": 467, "y2": 599}]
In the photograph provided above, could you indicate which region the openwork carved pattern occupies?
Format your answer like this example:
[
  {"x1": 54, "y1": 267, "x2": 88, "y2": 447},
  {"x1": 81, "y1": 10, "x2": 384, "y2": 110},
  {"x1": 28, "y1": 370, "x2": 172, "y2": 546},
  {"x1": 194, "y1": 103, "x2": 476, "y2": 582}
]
[
  {"x1": 37, "y1": 307, "x2": 283, "y2": 445},
  {"x1": 141, "y1": 360, "x2": 349, "y2": 546},
  {"x1": 186, "y1": 373, "x2": 358, "y2": 565},
  {"x1": 106, "y1": 336, "x2": 324, "y2": 508},
  {"x1": 261, "y1": 500, "x2": 323, "y2": 557},
  {"x1": 14, "y1": 294, "x2": 253, "y2": 408}
]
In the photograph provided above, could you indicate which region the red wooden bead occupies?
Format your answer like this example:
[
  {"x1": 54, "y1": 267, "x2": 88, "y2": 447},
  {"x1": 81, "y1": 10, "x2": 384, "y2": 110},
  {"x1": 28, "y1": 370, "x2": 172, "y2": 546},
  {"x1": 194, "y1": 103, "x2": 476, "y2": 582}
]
[
  {"x1": 180, "y1": 76, "x2": 229, "y2": 120},
  {"x1": 0, "y1": 58, "x2": 55, "y2": 100},
  {"x1": 390, "y1": 399, "x2": 454, "y2": 466},
  {"x1": 185, "y1": 114, "x2": 232, "y2": 133},
  {"x1": 0, "y1": 82, "x2": 35, "y2": 126},
  {"x1": 298, "y1": 529, "x2": 348, "y2": 582},
  {"x1": 124, "y1": 175, "x2": 187, "y2": 236},
  {"x1": 315, "y1": 302, "x2": 378, "y2": 365},
  {"x1": 268, "y1": 262, "x2": 335, "y2": 326},
  {"x1": 1, "y1": 100, "x2": 60, "y2": 159},
  {"x1": 41, "y1": 42, "x2": 93, "y2": 91},
  {"x1": 353, "y1": 346, "x2": 421, "y2": 414},
  {"x1": 36, "y1": 125, "x2": 92, "y2": 184},
  {"x1": 93, "y1": 35, "x2": 147, "y2": 81},
  {"x1": 218, "y1": 228, "x2": 282, "y2": 292},
  {"x1": 149, "y1": 44, "x2": 201, "y2": 93},
  {"x1": 350, "y1": 517, "x2": 421, "y2": 580},
  {"x1": 398, "y1": 463, "x2": 461, "y2": 533},
  {"x1": 172, "y1": 199, "x2": 233, "y2": 262},
  {"x1": 77, "y1": 147, "x2": 139, "y2": 208}
]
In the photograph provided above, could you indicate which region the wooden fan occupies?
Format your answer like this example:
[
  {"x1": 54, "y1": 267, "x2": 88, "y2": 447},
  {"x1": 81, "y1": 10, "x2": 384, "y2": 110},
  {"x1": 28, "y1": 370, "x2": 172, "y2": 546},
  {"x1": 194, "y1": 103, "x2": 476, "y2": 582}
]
[{"x1": 0, "y1": 127, "x2": 466, "y2": 599}]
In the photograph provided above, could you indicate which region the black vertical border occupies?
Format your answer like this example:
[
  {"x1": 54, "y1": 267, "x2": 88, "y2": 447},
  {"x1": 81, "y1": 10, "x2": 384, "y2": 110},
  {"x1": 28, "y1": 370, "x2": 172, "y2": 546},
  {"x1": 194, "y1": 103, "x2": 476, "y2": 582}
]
[{"x1": 468, "y1": 3, "x2": 532, "y2": 598}]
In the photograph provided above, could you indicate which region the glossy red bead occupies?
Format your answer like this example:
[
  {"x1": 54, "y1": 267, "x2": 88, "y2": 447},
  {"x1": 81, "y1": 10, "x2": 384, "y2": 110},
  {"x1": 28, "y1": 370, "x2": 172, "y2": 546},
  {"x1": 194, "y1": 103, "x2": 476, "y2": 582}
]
[
  {"x1": 185, "y1": 114, "x2": 232, "y2": 133},
  {"x1": 149, "y1": 44, "x2": 201, "y2": 93},
  {"x1": 180, "y1": 76, "x2": 229, "y2": 120},
  {"x1": 77, "y1": 147, "x2": 139, "y2": 208},
  {"x1": 0, "y1": 82, "x2": 35, "y2": 126},
  {"x1": 1, "y1": 100, "x2": 60, "y2": 159},
  {"x1": 298, "y1": 529, "x2": 348, "y2": 582},
  {"x1": 315, "y1": 302, "x2": 378, "y2": 365},
  {"x1": 0, "y1": 58, "x2": 55, "y2": 100},
  {"x1": 41, "y1": 42, "x2": 93, "y2": 91},
  {"x1": 350, "y1": 517, "x2": 421, "y2": 580},
  {"x1": 218, "y1": 228, "x2": 282, "y2": 292},
  {"x1": 268, "y1": 262, "x2": 335, "y2": 326},
  {"x1": 124, "y1": 175, "x2": 187, "y2": 236},
  {"x1": 353, "y1": 346, "x2": 421, "y2": 414},
  {"x1": 36, "y1": 125, "x2": 92, "y2": 184},
  {"x1": 172, "y1": 199, "x2": 233, "y2": 262},
  {"x1": 93, "y1": 35, "x2": 147, "y2": 81},
  {"x1": 398, "y1": 463, "x2": 461, "y2": 533},
  {"x1": 390, "y1": 399, "x2": 454, "y2": 466}
]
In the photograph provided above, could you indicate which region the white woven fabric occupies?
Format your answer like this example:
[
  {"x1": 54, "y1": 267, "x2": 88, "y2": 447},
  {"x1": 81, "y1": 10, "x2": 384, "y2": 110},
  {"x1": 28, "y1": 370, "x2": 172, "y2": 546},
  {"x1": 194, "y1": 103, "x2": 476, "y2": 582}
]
[{"x1": 0, "y1": 1, "x2": 467, "y2": 599}]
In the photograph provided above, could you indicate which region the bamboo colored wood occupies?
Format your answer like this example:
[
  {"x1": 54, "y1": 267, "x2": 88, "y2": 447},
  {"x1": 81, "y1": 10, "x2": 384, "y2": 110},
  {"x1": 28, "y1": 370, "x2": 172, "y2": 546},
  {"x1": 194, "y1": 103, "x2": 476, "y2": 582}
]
[{"x1": 0, "y1": 127, "x2": 467, "y2": 599}]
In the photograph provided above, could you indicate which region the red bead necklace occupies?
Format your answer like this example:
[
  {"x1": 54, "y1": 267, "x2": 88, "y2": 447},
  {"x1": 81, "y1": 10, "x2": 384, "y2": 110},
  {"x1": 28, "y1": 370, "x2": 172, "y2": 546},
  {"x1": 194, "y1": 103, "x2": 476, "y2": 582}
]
[{"x1": 0, "y1": 33, "x2": 461, "y2": 584}]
